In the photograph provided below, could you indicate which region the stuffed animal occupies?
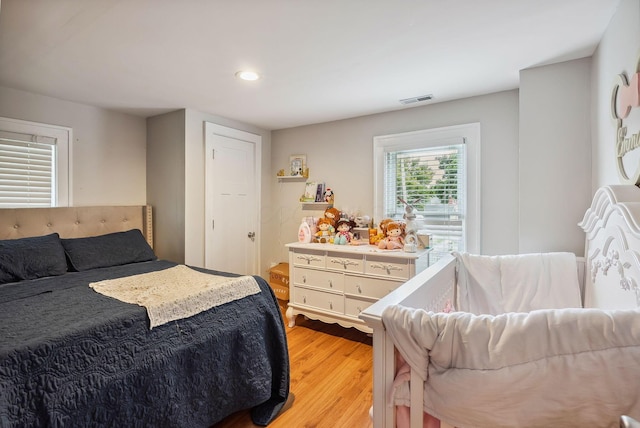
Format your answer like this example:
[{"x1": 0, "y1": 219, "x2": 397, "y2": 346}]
[
  {"x1": 378, "y1": 220, "x2": 406, "y2": 250},
  {"x1": 323, "y1": 188, "x2": 334, "y2": 204},
  {"x1": 323, "y1": 207, "x2": 341, "y2": 229},
  {"x1": 369, "y1": 228, "x2": 382, "y2": 245},
  {"x1": 333, "y1": 217, "x2": 354, "y2": 245},
  {"x1": 313, "y1": 218, "x2": 334, "y2": 243}
]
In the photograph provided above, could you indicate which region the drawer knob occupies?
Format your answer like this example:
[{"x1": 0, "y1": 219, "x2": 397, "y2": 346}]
[
  {"x1": 328, "y1": 280, "x2": 333, "y2": 287},
  {"x1": 356, "y1": 284, "x2": 362, "y2": 293},
  {"x1": 302, "y1": 275, "x2": 306, "y2": 283},
  {"x1": 303, "y1": 296, "x2": 307, "y2": 304},
  {"x1": 357, "y1": 306, "x2": 362, "y2": 313},
  {"x1": 329, "y1": 301, "x2": 333, "y2": 310}
]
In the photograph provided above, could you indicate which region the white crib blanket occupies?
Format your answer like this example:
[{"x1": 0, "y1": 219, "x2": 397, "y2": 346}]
[
  {"x1": 382, "y1": 305, "x2": 640, "y2": 428},
  {"x1": 454, "y1": 251, "x2": 582, "y2": 314}
]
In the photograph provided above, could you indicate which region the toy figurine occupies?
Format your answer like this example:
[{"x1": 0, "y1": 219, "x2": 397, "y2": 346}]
[
  {"x1": 369, "y1": 228, "x2": 382, "y2": 245},
  {"x1": 402, "y1": 204, "x2": 419, "y2": 252},
  {"x1": 323, "y1": 188, "x2": 335, "y2": 204},
  {"x1": 313, "y1": 218, "x2": 334, "y2": 243},
  {"x1": 333, "y1": 217, "x2": 354, "y2": 245},
  {"x1": 378, "y1": 221, "x2": 406, "y2": 250}
]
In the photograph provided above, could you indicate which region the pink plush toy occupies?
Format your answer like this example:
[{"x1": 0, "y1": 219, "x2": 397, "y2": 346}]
[{"x1": 378, "y1": 221, "x2": 405, "y2": 250}]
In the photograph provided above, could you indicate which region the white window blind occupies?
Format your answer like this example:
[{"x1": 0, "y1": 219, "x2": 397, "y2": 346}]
[
  {"x1": 0, "y1": 130, "x2": 56, "y2": 207},
  {"x1": 383, "y1": 142, "x2": 466, "y2": 264}
]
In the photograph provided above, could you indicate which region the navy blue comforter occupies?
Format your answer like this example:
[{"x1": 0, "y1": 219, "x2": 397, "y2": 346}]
[{"x1": 0, "y1": 260, "x2": 289, "y2": 427}]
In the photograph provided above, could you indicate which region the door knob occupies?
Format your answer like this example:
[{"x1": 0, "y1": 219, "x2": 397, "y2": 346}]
[{"x1": 248, "y1": 231, "x2": 256, "y2": 241}]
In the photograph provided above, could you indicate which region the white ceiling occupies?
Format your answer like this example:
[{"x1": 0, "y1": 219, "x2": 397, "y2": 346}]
[{"x1": 0, "y1": 0, "x2": 620, "y2": 130}]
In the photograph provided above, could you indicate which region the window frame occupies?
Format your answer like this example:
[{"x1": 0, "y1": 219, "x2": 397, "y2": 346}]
[
  {"x1": 0, "y1": 117, "x2": 72, "y2": 207},
  {"x1": 373, "y1": 122, "x2": 481, "y2": 255}
]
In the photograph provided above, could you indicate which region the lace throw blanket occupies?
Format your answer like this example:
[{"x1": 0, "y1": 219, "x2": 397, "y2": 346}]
[{"x1": 90, "y1": 265, "x2": 260, "y2": 328}]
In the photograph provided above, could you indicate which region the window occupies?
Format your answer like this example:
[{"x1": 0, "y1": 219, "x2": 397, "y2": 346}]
[
  {"x1": 0, "y1": 117, "x2": 71, "y2": 207},
  {"x1": 374, "y1": 123, "x2": 480, "y2": 265}
]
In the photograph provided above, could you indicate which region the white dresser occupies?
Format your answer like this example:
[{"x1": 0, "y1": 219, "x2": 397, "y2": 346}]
[{"x1": 285, "y1": 242, "x2": 426, "y2": 333}]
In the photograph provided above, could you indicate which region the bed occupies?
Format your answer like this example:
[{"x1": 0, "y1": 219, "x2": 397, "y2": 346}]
[
  {"x1": 359, "y1": 184, "x2": 640, "y2": 428},
  {"x1": 0, "y1": 205, "x2": 289, "y2": 427}
]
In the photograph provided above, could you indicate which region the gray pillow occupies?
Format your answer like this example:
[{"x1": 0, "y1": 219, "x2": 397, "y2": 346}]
[
  {"x1": 0, "y1": 233, "x2": 68, "y2": 284},
  {"x1": 62, "y1": 229, "x2": 156, "y2": 272}
]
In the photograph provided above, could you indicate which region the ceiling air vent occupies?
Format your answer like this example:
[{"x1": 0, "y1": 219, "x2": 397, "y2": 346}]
[{"x1": 399, "y1": 94, "x2": 433, "y2": 105}]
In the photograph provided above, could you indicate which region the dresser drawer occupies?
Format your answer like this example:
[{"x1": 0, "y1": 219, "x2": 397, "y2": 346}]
[
  {"x1": 292, "y1": 249, "x2": 326, "y2": 268},
  {"x1": 292, "y1": 286, "x2": 344, "y2": 314},
  {"x1": 344, "y1": 275, "x2": 401, "y2": 299},
  {"x1": 327, "y1": 253, "x2": 364, "y2": 273},
  {"x1": 293, "y1": 267, "x2": 344, "y2": 292},
  {"x1": 365, "y1": 255, "x2": 411, "y2": 279},
  {"x1": 345, "y1": 296, "x2": 374, "y2": 318}
]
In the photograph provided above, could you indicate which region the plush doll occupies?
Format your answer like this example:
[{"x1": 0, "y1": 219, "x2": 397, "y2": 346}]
[
  {"x1": 333, "y1": 217, "x2": 355, "y2": 245},
  {"x1": 314, "y1": 218, "x2": 334, "y2": 243},
  {"x1": 378, "y1": 221, "x2": 406, "y2": 250},
  {"x1": 323, "y1": 207, "x2": 341, "y2": 230}
]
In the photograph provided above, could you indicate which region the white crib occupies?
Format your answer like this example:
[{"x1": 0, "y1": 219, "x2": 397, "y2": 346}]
[{"x1": 360, "y1": 185, "x2": 640, "y2": 428}]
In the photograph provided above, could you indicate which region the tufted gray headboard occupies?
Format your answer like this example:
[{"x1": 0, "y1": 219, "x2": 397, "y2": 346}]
[{"x1": 0, "y1": 205, "x2": 153, "y2": 248}]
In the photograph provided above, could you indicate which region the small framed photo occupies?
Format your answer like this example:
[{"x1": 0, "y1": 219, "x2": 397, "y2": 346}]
[{"x1": 289, "y1": 154, "x2": 306, "y2": 176}]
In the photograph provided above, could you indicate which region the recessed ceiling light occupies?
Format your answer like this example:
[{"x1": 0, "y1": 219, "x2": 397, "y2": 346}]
[{"x1": 235, "y1": 70, "x2": 260, "y2": 81}]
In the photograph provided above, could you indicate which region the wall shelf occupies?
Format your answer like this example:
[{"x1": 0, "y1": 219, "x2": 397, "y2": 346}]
[
  {"x1": 300, "y1": 202, "x2": 333, "y2": 209},
  {"x1": 277, "y1": 175, "x2": 307, "y2": 181}
]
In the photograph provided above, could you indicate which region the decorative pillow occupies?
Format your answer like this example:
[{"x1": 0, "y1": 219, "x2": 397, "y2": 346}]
[
  {"x1": 62, "y1": 229, "x2": 156, "y2": 272},
  {"x1": 0, "y1": 233, "x2": 68, "y2": 284}
]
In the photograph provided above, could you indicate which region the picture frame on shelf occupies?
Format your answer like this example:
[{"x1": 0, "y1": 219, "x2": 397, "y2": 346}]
[{"x1": 289, "y1": 154, "x2": 306, "y2": 176}]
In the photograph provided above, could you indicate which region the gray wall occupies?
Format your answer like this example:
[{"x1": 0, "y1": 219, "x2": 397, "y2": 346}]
[
  {"x1": 146, "y1": 110, "x2": 186, "y2": 263},
  {"x1": 269, "y1": 55, "x2": 599, "y2": 262},
  {"x1": 519, "y1": 58, "x2": 591, "y2": 255},
  {"x1": 0, "y1": 85, "x2": 147, "y2": 207},
  {"x1": 269, "y1": 90, "x2": 520, "y2": 265}
]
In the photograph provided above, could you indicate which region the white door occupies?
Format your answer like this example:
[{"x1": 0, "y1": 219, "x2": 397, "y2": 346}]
[{"x1": 204, "y1": 123, "x2": 261, "y2": 275}]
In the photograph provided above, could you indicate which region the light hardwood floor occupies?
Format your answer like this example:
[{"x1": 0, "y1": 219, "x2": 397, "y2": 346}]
[{"x1": 213, "y1": 303, "x2": 374, "y2": 428}]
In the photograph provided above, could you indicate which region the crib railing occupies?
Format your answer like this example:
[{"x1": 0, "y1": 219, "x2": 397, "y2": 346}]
[{"x1": 360, "y1": 254, "x2": 457, "y2": 428}]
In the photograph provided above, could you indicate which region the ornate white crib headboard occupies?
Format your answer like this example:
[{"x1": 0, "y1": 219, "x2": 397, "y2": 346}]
[{"x1": 579, "y1": 185, "x2": 640, "y2": 309}]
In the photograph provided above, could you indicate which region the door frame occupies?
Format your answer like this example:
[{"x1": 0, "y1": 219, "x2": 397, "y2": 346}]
[{"x1": 204, "y1": 122, "x2": 262, "y2": 275}]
